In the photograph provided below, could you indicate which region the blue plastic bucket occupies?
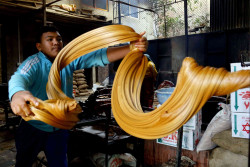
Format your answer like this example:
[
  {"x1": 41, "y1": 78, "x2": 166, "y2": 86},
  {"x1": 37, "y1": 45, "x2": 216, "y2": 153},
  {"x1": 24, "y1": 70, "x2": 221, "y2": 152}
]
[{"x1": 155, "y1": 87, "x2": 175, "y2": 104}]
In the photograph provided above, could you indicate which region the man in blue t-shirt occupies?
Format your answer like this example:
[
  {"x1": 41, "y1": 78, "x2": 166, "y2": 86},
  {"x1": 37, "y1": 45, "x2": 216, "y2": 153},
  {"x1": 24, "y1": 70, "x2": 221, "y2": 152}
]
[{"x1": 8, "y1": 26, "x2": 148, "y2": 167}]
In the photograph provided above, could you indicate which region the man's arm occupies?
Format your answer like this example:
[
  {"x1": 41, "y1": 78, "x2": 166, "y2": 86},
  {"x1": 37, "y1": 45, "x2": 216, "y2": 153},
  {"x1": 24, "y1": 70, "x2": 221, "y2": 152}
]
[
  {"x1": 8, "y1": 57, "x2": 39, "y2": 117},
  {"x1": 10, "y1": 91, "x2": 38, "y2": 117},
  {"x1": 107, "y1": 32, "x2": 148, "y2": 63}
]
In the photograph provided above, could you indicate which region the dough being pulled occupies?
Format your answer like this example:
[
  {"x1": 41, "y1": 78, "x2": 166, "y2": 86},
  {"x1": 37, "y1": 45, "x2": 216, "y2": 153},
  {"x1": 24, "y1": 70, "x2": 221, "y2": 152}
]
[
  {"x1": 23, "y1": 25, "x2": 141, "y2": 129},
  {"x1": 24, "y1": 98, "x2": 81, "y2": 129},
  {"x1": 111, "y1": 49, "x2": 250, "y2": 139},
  {"x1": 23, "y1": 25, "x2": 250, "y2": 137}
]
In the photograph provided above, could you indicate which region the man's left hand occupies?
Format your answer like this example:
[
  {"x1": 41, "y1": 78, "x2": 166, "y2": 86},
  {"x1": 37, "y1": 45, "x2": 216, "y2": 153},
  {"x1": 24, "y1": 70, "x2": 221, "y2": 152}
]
[{"x1": 133, "y1": 32, "x2": 148, "y2": 52}]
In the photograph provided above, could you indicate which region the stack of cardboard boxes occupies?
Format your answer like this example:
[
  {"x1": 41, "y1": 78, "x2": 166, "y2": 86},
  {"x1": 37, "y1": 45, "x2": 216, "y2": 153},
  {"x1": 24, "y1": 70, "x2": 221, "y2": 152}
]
[
  {"x1": 230, "y1": 63, "x2": 250, "y2": 139},
  {"x1": 156, "y1": 110, "x2": 202, "y2": 151}
]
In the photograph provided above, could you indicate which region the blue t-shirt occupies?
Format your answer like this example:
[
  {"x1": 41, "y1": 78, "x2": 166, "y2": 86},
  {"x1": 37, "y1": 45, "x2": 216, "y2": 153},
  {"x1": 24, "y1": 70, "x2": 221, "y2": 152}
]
[{"x1": 8, "y1": 48, "x2": 109, "y2": 132}]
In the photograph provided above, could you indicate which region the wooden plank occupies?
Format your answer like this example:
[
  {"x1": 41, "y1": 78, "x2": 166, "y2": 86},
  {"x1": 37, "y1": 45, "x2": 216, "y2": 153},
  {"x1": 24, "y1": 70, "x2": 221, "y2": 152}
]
[
  {"x1": 144, "y1": 140, "x2": 210, "y2": 167},
  {"x1": 10, "y1": 0, "x2": 43, "y2": 4},
  {"x1": 0, "y1": 0, "x2": 40, "y2": 9}
]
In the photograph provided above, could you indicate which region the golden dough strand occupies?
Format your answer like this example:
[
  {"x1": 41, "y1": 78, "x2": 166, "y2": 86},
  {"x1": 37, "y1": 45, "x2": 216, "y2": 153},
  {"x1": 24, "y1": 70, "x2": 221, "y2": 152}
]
[
  {"x1": 111, "y1": 52, "x2": 250, "y2": 139},
  {"x1": 23, "y1": 25, "x2": 141, "y2": 129},
  {"x1": 23, "y1": 25, "x2": 250, "y2": 136}
]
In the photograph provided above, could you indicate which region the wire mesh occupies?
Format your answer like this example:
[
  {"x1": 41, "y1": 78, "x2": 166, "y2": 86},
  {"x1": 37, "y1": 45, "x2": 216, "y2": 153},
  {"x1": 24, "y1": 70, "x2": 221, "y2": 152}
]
[{"x1": 111, "y1": 0, "x2": 210, "y2": 40}]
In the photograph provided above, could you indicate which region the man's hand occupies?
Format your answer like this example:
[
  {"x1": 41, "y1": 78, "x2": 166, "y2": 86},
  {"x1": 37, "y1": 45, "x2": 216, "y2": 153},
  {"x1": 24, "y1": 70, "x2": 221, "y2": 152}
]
[
  {"x1": 10, "y1": 91, "x2": 39, "y2": 117},
  {"x1": 107, "y1": 31, "x2": 148, "y2": 62},
  {"x1": 133, "y1": 32, "x2": 148, "y2": 52}
]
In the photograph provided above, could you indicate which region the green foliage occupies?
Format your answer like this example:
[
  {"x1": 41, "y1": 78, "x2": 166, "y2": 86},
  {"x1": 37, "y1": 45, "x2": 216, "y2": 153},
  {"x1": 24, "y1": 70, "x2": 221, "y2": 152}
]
[
  {"x1": 148, "y1": 0, "x2": 209, "y2": 37},
  {"x1": 187, "y1": 0, "x2": 199, "y2": 11},
  {"x1": 192, "y1": 13, "x2": 209, "y2": 27}
]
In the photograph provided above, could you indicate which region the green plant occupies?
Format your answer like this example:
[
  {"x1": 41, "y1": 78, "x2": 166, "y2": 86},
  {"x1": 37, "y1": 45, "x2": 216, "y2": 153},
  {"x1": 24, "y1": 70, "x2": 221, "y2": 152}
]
[{"x1": 192, "y1": 14, "x2": 209, "y2": 27}]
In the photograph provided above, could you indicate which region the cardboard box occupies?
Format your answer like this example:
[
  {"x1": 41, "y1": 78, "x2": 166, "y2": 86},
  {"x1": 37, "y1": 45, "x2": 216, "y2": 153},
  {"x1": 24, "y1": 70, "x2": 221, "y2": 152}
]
[
  {"x1": 156, "y1": 109, "x2": 202, "y2": 150},
  {"x1": 230, "y1": 62, "x2": 250, "y2": 72},
  {"x1": 156, "y1": 127, "x2": 201, "y2": 151},
  {"x1": 230, "y1": 63, "x2": 250, "y2": 113},
  {"x1": 183, "y1": 110, "x2": 202, "y2": 130},
  {"x1": 230, "y1": 88, "x2": 250, "y2": 113},
  {"x1": 231, "y1": 112, "x2": 250, "y2": 139},
  {"x1": 156, "y1": 106, "x2": 202, "y2": 130}
]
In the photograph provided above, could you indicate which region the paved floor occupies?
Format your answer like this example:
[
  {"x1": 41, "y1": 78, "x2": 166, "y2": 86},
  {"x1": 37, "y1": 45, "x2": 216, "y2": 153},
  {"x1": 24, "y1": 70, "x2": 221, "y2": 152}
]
[
  {"x1": 0, "y1": 128, "x2": 16, "y2": 167},
  {"x1": 0, "y1": 108, "x2": 18, "y2": 167}
]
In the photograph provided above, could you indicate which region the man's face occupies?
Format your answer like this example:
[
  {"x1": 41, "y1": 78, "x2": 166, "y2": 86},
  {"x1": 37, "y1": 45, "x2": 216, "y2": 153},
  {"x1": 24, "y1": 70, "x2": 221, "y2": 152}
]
[{"x1": 36, "y1": 31, "x2": 63, "y2": 59}]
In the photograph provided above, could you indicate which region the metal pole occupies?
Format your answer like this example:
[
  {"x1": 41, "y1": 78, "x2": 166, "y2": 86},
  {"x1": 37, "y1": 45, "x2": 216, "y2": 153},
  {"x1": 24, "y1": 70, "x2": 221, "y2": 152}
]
[
  {"x1": 92, "y1": 67, "x2": 96, "y2": 84},
  {"x1": 176, "y1": 0, "x2": 188, "y2": 167},
  {"x1": 17, "y1": 18, "x2": 21, "y2": 66},
  {"x1": 164, "y1": 5, "x2": 167, "y2": 38},
  {"x1": 43, "y1": 0, "x2": 46, "y2": 26},
  {"x1": 118, "y1": 0, "x2": 121, "y2": 24},
  {"x1": 105, "y1": 106, "x2": 111, "y2": 167},
  {"x1": 176, "y1": 127, "x2": 183, "y2": 167},
  {"x1": 184, "y1": 0, "x2": 189, "y2": 57}
]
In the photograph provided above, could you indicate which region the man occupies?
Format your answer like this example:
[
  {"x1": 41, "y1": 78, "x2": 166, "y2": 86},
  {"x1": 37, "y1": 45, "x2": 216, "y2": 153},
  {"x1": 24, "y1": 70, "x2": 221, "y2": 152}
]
[{"x1": 8, "y1": 26, "x2": 148, "y2": 167}]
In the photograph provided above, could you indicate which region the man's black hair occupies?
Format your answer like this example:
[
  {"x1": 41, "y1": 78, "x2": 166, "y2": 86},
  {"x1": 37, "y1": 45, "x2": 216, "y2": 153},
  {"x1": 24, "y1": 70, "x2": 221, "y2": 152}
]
[{"x1": 36, "y1": 25, "x2": 59, "y2": 43}]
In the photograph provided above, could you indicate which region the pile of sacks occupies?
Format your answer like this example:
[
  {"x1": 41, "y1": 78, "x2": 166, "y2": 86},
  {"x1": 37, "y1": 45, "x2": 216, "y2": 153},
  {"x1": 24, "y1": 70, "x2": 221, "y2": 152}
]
[
  {"x1": 196, "y1": 103, "x2": 248, "y2": 167},
  {"x1": 209, "y1": 129, "x2": 248, "y2": 167},
  {"x1": 73, "y1": 69, "x2": 89, "y2": 97}
]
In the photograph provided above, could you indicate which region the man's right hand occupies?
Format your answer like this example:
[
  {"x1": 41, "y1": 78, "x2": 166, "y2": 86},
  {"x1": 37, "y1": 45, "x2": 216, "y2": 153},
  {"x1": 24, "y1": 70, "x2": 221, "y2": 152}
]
[{"x1": 10, "y1": 91, "x2": 39, "y2": 117}]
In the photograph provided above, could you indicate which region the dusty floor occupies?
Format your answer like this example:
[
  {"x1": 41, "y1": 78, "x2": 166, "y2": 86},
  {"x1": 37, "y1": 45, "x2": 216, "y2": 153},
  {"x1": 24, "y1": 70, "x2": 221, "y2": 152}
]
[
  {"x1": 0, "y1": 95, "x2": 89, "y2": 167},
  {"x1": 0, "y1": 110, "x2": 47, "y2": 167},
  {"x1": 0, "y1": 108, "x2": 17, "y2": 167},
  {"x1": 0, "y1": 127, "x2": 16, "y2": 167}
]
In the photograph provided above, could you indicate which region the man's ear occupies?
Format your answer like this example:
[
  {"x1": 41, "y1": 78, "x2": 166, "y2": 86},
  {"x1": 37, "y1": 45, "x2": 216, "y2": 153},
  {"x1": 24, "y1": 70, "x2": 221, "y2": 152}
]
[{"x1": 36, "y1": 43, "x2": 41, "y2": 51}]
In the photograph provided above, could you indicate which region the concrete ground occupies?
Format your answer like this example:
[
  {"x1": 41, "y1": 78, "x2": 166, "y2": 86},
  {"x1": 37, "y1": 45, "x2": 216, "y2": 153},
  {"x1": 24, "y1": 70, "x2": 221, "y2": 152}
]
[
  {"x1": 0, "y1": 128, "x2": 16, "y2": 167},
  {"x1": 0, "y1": 110, "x2": 47, "y2": 167},
  {"x1": 0, "y1": 108, "x2": 16, "y2": 167}
]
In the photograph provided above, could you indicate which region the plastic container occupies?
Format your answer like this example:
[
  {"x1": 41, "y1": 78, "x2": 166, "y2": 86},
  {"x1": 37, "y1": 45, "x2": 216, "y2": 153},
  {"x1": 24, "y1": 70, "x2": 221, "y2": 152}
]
[{"x1": 155, "y1": 87, "x2": 175, "y2": 104}]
